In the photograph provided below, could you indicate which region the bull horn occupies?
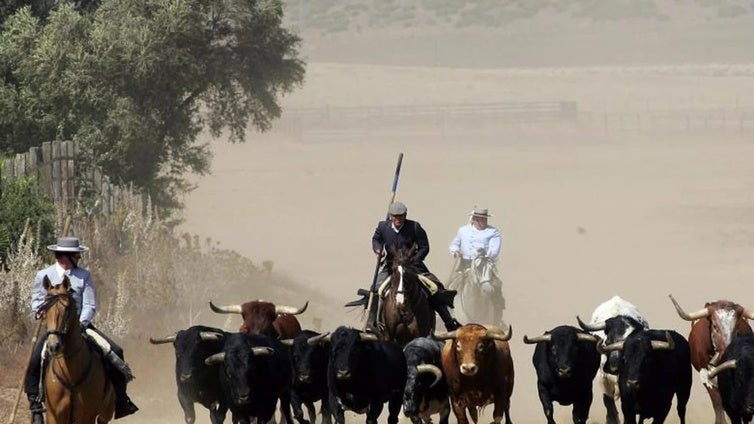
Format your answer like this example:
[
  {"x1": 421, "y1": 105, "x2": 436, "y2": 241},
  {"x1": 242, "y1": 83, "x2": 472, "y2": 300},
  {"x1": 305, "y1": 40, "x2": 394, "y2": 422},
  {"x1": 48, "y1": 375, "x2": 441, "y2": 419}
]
[
  {"x1": 650, "y1": 331, "x2": 675, "y2": 351},
  {"x1": 280, "y1": 339, "x2": 294, "y2": 346},
  {"x1": 577, "y1": 333, "x2": 600, "y2": 343},
  {"x1": 668, "y1": 294, "x2": 708, "y2": 321},
  {"x1": 416, "y1": 364, "x2": 443, "y2": 388},
  {"x1": 485, "y1": 325, "x2": 512, "y2": 342},
  {"x1": 432, "y1": 330, "x2": 457, "y2": 341},
  {"x1": 251, "y1": 347, "x2": 275, "y2": 356},
  {"x1": 708, "y1": 359, "x2": 737, "y2": 379},
  {"x1": 209, "y1": 301, "x2": 243, "y2": 314},
  {"x1": 523, "y1": 333, "x2": 551, "y2": 344},
  {"x1": 275, "y1": 301, "x2": 309, "y2": 315},
  {"x1": 359, "y1": 333, "x2": 379, "y2": 342},
  {"x1": 199, "y1": 332, "x2": 224, "y2": 341},
  {"x1": 149, "y1": 333, "x2": 177, "y2": 344},
  {"x1": 307, "y1": 332, "x2": 330, "y2": 346},
  {"x1": 576, "y1": 315, "x2": 605, "y2": 332},
  {"x1": 597, "y1": 340, "x2": 624, "y2": 354},
  {"x1": 204, "y1": 352, "x2": 226, "y2": 365},
  {"x1": 743, "y1": 307, "x2": 754, "y2": 320}
]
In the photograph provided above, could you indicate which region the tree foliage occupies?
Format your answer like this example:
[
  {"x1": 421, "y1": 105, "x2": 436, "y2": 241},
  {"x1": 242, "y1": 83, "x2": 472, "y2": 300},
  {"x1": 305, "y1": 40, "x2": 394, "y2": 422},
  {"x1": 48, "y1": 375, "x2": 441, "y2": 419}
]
[
  {"x1": 0, "y1": 176, "x2": 56, "y2": 262},
  {"x1": 0, "y1": 0, "x2": 305, "y2": 212}
]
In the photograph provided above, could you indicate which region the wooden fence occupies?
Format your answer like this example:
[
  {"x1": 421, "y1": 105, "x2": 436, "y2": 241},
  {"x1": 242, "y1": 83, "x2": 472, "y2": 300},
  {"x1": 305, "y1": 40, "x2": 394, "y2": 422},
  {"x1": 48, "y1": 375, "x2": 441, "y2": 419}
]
[{"x1": 1, "y1": 140, "x2": 123, "y2": 216}]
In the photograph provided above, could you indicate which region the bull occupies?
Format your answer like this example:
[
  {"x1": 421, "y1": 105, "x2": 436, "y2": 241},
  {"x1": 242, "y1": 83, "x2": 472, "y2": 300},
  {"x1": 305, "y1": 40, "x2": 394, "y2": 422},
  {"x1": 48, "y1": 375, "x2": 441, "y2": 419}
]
[
  {"x1": 281, "y1": 330, "x2": 334, "y2": 424},
  {"x1": 204, "y1": 332, "x2": 293, "y2": 424},
  {"x1": 523, "y1": 326, "x2": 600, "y2": 424},
  {"x1": 577, "y1": 295, "x2": 649, "y2": 424},
  {"x1": 669, "y1": 294, "x2": 754, "y2": 424},
  {"x1": 324, "y1": 326, "x2": 407, "y2": 424},
  {"x1": 403, "y1": 337, "x2": 450, "y2": 424},
  {"x1": 209, "y1": 299, "x2": 308, "y2": 338},
  {"x1": 707, "y1": 333, "x2": 754, "y2": 424},
  {"x1": 434, "y1": 324, "x2": 514, "y2": 424},
  {"x1": 599, "y1": 326, "x2": 692, "y2": 424},
  {"x1": 149, "y1": 325, "x2": 228, "y2": 424}
]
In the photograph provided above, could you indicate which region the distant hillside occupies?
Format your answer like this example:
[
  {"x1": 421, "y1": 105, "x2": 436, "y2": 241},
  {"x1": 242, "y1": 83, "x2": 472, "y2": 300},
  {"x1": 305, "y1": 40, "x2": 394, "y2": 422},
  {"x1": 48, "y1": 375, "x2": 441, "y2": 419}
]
[
  {"x1": 284, "y1": 1, "x2": 754, "y2": 67},
  {"x1": 284, "y1": 0, "x2": 753, "y2": 35}
]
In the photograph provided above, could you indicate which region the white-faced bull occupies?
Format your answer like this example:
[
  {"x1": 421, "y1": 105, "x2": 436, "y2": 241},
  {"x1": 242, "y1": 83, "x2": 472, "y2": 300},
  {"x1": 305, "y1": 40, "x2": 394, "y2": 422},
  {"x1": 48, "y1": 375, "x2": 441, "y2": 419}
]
[
  {"x1": 523, "y1": 326, "x2": 600, "y2": 424},
  {"x1": 599, "y1": 328, "x2": 692, "y2": 424},
  {"x1": 204, "y1": 333, "x2": 293, "y2": 424},
  {"x1": 707, "y1": 333, "x2": 754, "y2": 424},
  {"x1": 280, "y1": 330, "x2": 334, "y2": 424},
  {"x1": 669, "y1": 294, "x2": 754, "y2": 424},
  {"x1": 209, "y1": 299, "x2": 308, "y2": 339},
  {"x1": 149, "y1": 325, "x2": 228, "y2": 424},
  {"x1": 403, "y1": 337, "x2": 450, "y2": 424},
  {"x1": 577, "y1": 295, "x2": 649, "y2": 424},
  {"x1": 322, "y1": 326, "x2": 407, "y2": 424},
  {"x1": 434, "y1": 324, "x2": 514, "y2": 424}
]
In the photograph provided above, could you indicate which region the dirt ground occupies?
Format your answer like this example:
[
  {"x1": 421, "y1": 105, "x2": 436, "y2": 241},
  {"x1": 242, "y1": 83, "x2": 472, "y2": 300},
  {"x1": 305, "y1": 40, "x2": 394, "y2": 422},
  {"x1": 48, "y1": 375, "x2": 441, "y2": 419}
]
[{"x1": 139, "y1": 62, "x2": 754, "y2": 424}]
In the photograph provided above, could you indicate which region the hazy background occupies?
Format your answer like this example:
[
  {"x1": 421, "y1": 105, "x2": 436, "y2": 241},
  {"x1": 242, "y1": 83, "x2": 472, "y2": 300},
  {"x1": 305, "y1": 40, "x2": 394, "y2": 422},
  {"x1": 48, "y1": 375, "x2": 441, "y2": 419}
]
[{"x1": 144, "y1": 1, "x2": 754, "y2": 423}]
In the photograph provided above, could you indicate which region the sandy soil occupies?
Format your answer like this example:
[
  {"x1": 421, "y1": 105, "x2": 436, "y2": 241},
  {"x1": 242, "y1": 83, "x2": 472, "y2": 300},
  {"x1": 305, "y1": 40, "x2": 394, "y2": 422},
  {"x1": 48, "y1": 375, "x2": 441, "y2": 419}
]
[{"x1": 125, "y1": 61, "x2": 754, "y2": 424}]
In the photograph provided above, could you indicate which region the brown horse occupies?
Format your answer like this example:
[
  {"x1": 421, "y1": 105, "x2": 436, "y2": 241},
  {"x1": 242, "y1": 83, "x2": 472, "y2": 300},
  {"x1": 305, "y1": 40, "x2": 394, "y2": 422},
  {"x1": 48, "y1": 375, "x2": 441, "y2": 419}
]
[
  {"x1": 380, "y1": 247, "x2": 435, "y2": 346},
  {"x1": 38, "y1": 275, "x2": 115, "y2": 424}
]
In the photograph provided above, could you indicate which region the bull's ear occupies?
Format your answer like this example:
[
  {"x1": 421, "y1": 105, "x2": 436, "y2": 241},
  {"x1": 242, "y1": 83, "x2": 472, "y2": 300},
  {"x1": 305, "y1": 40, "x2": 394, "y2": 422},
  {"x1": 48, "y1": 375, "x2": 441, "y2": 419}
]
[{"x1": 43, "y1": 275, "x2": 52, "y2": 291}]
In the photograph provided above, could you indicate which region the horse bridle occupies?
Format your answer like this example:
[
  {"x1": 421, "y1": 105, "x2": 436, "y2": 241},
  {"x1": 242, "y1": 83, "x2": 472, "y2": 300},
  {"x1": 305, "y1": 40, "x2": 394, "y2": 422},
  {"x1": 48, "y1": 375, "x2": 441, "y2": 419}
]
[{"x1": 36, "y1": 293, "x2": 75, "y2": 337}]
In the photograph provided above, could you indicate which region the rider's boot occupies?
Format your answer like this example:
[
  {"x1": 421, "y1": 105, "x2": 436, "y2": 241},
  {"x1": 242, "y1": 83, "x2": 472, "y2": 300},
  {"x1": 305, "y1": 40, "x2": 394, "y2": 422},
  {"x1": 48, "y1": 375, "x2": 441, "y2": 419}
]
[
  {"x1": 364, "y1": 294, "x2": 380, "y2": 334},
  {"x1": 28, "y1": 394, "x2": 44, "y2": 424},
  {"x1": 429, "y1": 293, "x2": 461, "y2": 331},
  {"x1": 112, "y1": 372, "x2": 139, "y2": 419}
]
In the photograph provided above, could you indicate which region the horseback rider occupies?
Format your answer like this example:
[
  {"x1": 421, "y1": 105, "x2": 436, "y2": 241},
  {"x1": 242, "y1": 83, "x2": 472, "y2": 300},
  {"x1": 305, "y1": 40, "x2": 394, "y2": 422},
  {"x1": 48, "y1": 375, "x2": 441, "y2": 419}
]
[
  {"x1": 449, "y1": 207, "x2": 505, "y2": 320},
  {"x1": 349, "y1": 201, "x2": 461, "y2": 333},
  {"x1": 25, "y1": 237, "x2": 138, "y2": 423}
]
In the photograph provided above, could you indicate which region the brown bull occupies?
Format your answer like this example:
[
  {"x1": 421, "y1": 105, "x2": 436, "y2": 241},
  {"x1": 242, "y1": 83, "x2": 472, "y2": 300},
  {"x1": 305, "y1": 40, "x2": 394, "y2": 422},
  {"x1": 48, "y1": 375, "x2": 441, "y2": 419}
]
[
  {"x1": 669, "y1": 294, "x2": 754, "y2": 424},
  {"x1": 434, "y1": 324, "x2": 514, "y2": 424},
  {"x1": 209, "y1": 299, "x2": 308, "y2": 339}
]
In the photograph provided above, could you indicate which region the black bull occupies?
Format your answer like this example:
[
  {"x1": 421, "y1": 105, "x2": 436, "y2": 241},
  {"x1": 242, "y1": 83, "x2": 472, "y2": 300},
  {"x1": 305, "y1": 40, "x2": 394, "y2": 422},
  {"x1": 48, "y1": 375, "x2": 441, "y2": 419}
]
[
  {"x1": 204, "y1": 333, "x2": 293, "y2": 424},
  {"x1": 281, "y1": 330, "x2": 334, "y2": 424},
  {"x1": 149, "y1": 325, "x2": 229, "y2": 424},
  {"x1": 524, "y1": 325, "x2": 601, "y2": 424},
  {"x1": 708, "y1": 333, "x2": 754, "y2": 424},
  {"x1": 316, "y1": 326, "x2": 407, "y2": 424}
]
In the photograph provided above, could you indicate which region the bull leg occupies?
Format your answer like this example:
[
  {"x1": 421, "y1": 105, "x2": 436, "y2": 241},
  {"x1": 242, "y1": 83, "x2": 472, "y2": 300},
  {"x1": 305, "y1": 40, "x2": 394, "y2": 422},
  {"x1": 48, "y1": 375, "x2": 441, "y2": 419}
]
[
  {"x1": 438, "y1": 399, "x2": 451, "y2": 424},
  {"x1": 329, "y1": 392, "x2": 345, "y2": 424},
  {"x1": 290, "y1": 391, "x2": 307, "y2": 424},
  {"x1": 620, "y1": 398, "x2": 637, "y2": 424},
  {"x1": 387, "y1": 393, "x2": 402, "y2": 424},
  {"x1": 536, "y1": 381, "x2": 556, "y2": 424},
  {"x1": 304, "y1": 402, "x2": 316, "y2": 424},
  {"x1": 365, "y1": 401, "x2": 384, "y2": 424},
  {"x1": 320, "y1": 395, "x2": 333, "y2": 424},
  {"x1": 210, "y1": 403, "x2": 228, "y2": 424},
  {"x1": 706, "y1": 386, "x2": 729, "y2": 424},
  {"x1": 279, "y1": 393, "x2": 294, "y2": 424},
  {"x1": 468, "y1": 406, "x2": 479, "y2": 424},
  {"x1": 178, "y1": 391, "x2": 196, "y2": 424},
  {"x1": 492, "y1": 394, "x2": 513, "y2": 424},
  {"x1": 572, "y1": 390, "x2": 593, "y2": 424},
  {"x1": 451, "y1": 399, "x2": 469, "y2": 424}
]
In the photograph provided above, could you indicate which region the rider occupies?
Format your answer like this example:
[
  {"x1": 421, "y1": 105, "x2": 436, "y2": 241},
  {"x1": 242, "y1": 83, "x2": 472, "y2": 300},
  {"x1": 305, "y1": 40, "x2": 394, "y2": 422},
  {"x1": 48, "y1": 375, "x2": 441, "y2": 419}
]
[
  {"x1": 25, "y1": 237, "x2": 138, "y2": 423},
  {"x1": 449, "y1": 207, "x2": 505, "y2": 321},
  {"x1": 362, "y1": 201, "x2": 461, "y2": 333}
]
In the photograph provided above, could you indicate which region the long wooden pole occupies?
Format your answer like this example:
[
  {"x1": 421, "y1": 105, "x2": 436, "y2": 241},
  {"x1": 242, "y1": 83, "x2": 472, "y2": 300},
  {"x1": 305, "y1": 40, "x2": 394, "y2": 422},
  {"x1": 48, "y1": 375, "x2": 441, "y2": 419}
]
[
  {"x1": 6, "y1": 216, "x2": 72, "y2": 423},
  {"x1": 363, "y1": 153, "x2": 404, "y2": 330}
]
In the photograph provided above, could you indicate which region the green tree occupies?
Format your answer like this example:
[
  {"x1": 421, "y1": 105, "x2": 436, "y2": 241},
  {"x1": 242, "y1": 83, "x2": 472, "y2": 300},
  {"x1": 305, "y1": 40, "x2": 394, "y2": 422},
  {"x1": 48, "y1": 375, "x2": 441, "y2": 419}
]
[
  {"x1": 0, "y1": 0, "x2": 305, "y2": 213},
  {"x1": 0, "y1": 176, "x2": 56, "y2": 262}
]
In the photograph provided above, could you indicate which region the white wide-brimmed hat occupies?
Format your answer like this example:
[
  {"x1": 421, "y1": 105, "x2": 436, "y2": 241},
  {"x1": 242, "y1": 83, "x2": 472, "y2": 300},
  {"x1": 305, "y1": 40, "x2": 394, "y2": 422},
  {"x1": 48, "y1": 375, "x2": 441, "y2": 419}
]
[
  {"x1": 469, "y1": 207, "x2": 493, "y2": 218},
  {"x1": 47, "y1": 237, "x2": 89, "y2": 253}
]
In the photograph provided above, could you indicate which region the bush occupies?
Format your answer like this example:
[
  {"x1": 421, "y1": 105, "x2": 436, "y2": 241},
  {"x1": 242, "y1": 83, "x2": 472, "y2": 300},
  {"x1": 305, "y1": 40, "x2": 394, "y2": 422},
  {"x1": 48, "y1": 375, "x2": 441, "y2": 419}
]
[{"x1": 0, "y1": 176, "x2": 56, "y2": 261}]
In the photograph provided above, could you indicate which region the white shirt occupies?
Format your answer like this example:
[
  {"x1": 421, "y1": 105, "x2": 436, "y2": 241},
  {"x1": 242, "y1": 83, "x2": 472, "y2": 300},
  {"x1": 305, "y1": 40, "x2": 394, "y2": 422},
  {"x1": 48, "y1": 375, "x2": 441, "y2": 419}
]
[{"x1": 449, "y1": 223, "x2": 502, "y2": 261}]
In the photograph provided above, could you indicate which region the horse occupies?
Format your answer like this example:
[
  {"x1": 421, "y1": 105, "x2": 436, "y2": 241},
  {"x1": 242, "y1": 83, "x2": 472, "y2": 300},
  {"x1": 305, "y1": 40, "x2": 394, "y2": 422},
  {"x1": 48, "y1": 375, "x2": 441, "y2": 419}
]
[
  {"x1": 447, "y1": 254, "x2": 502, "y2": 326},
  {"x1": 38, "y1": 275, "x2": 115, "y2": 424},
  {"x1": 380, "y1": 247, "x2": 436, "y2": 346}
]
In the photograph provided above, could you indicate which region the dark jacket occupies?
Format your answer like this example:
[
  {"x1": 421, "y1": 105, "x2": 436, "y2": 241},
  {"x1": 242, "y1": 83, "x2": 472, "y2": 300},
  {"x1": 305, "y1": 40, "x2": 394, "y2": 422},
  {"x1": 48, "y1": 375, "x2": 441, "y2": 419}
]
[{"x1": 372, "y1": 219, "x2": 430, "y2": 274}]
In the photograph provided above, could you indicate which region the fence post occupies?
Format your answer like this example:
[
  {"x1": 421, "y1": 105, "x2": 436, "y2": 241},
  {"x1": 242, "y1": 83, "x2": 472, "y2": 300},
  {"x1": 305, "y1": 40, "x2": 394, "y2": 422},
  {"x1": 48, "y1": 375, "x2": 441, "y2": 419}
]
[{"x1": 51, "y1": 141, "x2": 62, "y2": 204}]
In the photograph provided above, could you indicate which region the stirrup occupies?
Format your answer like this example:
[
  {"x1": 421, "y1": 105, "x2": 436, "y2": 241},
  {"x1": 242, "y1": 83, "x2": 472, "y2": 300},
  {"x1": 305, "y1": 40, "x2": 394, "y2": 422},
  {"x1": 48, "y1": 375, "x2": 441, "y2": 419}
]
[{"x1": 344, "y1": 289, "x2": 372, "y2": 307}]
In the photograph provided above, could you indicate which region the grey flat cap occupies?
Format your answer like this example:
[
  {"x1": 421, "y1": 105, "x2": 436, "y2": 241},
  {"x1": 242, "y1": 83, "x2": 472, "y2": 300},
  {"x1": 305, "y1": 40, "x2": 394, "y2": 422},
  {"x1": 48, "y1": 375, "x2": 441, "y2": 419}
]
[
  {"x1": 389, "y1": 201, "x2": 407, "y2": 215},
  {"x1": 47, "y1": 237, "x2": 89, "y2": 253}
]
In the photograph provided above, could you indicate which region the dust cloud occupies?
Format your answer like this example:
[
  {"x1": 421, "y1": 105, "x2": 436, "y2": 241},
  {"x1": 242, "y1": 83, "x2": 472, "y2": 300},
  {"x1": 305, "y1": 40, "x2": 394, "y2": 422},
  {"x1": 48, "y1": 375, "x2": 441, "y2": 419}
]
[{"x1": 136, "y1": 5, "x2": 754, "y2": 424}]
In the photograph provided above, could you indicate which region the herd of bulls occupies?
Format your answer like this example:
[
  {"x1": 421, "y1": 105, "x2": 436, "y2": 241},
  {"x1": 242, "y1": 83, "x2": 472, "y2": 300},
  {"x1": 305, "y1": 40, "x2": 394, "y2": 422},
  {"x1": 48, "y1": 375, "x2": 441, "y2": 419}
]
[{"x1": 149, "y1": 295, "x2": 754, "y2": 424}]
